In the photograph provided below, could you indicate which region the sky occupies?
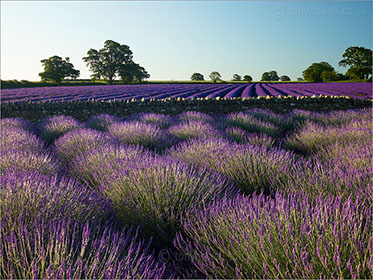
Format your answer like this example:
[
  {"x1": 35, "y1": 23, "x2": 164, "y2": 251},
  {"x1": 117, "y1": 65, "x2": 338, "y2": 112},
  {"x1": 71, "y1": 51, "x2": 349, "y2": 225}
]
[{"x1": 1, "y1": 1, "x2": 372, "y2": 81}]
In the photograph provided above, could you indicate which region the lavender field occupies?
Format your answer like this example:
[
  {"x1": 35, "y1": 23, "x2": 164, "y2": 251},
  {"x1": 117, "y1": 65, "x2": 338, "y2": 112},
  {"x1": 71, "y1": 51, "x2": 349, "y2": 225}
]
[
  {"x1": 1, "y1": 82, "x2": 372, "y2": 103},
  {"x1": 1, "y1": 108, "x2": 372, "y2": 279}
]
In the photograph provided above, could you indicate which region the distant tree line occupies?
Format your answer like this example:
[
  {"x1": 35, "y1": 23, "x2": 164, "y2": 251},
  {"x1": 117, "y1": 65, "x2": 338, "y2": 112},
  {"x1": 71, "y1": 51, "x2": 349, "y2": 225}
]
[
  {"x1": 190, "y1": 72, "x2": 253, "y2": 83},
  {"x1": 190, "y1": 46, "x2": 372, "y2": 83},
  {"x1": 33, "y1": 44, "x2": 373, "y2": 85},
  {"x1": 38, "y1": 40, "x2": 150, "y2": 84}
]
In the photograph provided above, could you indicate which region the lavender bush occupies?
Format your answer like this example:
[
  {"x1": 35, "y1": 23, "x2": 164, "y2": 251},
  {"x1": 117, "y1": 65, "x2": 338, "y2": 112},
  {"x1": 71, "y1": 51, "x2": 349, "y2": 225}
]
[
  {"x1": 286, "y1": 120, "x2": 371, "y2": 154},
  {"x1": 0, "y1": 117, "x2": 35, "y2": 132},
  {"x1": 38, "y1": 115, "x2": 82, "y2": 144},
  {"x1": 1, "y1": 171, "x2": 110, "y2": 230},
  {"x1": 168, "y1": 121, "x2": 222, "y2": 141},
  {"x1": 127, "y1": 112, "x2": 175, "y2": 128},
  {"x1": 175, "y1": 192, "x2": 372, "y2": 279},
  {"x1": 177, "y1": 111, "x2": 214, "y2": 123},
  {"x1": 225, "y1": 127, "x2": 275, "y2": 148},
  {"x1": 269, "y1": 158, "x2": 372, "y2": 201},
  {"x1": 108, "y1": 121, "x2": 174, "y2": 151},
  {"x1": 1, "y1": 149, "x2": 60, "y2": 175},
  {"x1": 85, "y1": 113, "x2": 123, "y2": 131},
  {"x1": 169, "y1": 137, "x2": 296, "y2": 194},
  {"x1": 54, "y1": 128, "x2": 117, "y2": 164},
  {"x1": 1, "y1": 126, "x2": 47, "y2": 153},
  {"x1": 1, "y1": 218, "x2": 165, "y2": 279},
  {"x1": 96, "y1": 156, "x2": 236, "y2": 245},
  {"x1": 226, "y1": 112, "x2": 280, "y2": 136},
  {"x1": 70, "y1": 144, "x2": 154, "y2": 190},
  {"x1": 1, "y1": 171, "x2": 166, "y2": 279},
  {"x1": 245, "y1": 108, "x2": 292, "y2": 128}
]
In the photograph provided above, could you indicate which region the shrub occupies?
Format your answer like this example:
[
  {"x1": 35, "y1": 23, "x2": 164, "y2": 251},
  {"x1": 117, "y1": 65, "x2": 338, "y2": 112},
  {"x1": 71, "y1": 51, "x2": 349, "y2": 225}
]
[
  {"x1": 97, "y1": 156, "x2": 236, "y2": 245},
  {"x1": 169, "y1": 138, "x2": 296, "y2": 194},
  {"x1": 1, "y1": 172, "x2": 166, "y2": 279},
  {"x1": 38, "y1": 115, "x2": 82, "y2": 144},
  {"x1": 1, "y1": 149, "x2": 60, "y2": 175},
  {"x1": 168, "y1": 121, "x2": 222, "y2": 141},
  {"x1": 0, "y1": 117, "x2": 35, "y2": 132},
  {"x1": 127, "y1": 113, "x2": 175, "y2": 128},
  {"x1": 175, "y1": 192, "x2": 372, "y2": 279},
  {"x1": 178, "y1": 111, "x2": 214, "y2": 123},
  {"x1": 245, "y1": 108, "x2": 289, "y2": 127},
  {"x1": 225, "y1": 127, "x2": 275, "y2": 148},
  {"x1": 1, "y1": 171, "x2": 110, "y2": 229},
  {"x1": 85, "y1": 113, "x2": 123, "y2": 131},
  {"x1": 286, "y1": 120, "x2": 371, "y2": 154},
  {"x1": 1, "y1": 126, "x2": 47, "y2": 153},
  {"x1": 1, "y1": 220, "x2": 166, "y2": 279},
  {"x1": 70, "y1": 144, "x2": 153, "y2": 190},
  {"x1": 108, "y1": 121, "x2": 175, "y2": 151},
  {"x1": 54, "y1": 128, "x2": 117, "y2": 164},
  {"x1": 226, "y1": 112, "x2": 280, "y2": 137}
]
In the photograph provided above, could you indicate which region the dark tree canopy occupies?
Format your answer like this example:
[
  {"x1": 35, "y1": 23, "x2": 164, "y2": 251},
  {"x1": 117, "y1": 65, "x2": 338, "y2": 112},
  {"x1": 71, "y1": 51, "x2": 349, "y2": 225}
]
[
  {"x1": 82, "y1": 40, "x2": 149, "y2": 84},
  {"x1": 302, "y1": 62, "x2": 335, "y2": 82},
  {"x1": 243, "y1": 75, "x2": 253, "y2": 82},
  {"x1": 209, "y1": 72, "x2": 222, "y2": 83},
  {"x1": 280, "y1": 75, "x2": 291, "y2": 81},
  {"x1": 261, "y1": 71, "x2": 279, "y2": 81},
  {"x1": 232, "y1": 74, "x2": 242, "y2": 81},
  {"x1": 119, "y1": 62, "x2": 150, "y2": 83},
  {"x1": 39, "y1": 56, "x2": 80, "y2": 83},
  {"x1": 297, "y1": 77, "x2": 304, "y2": 81},
  {"x1": 191, "y1": 73, "x2": 205, "y2": 81},
  {"x1": 339, "y1": 46, "x2": 372, "y2": 80}
]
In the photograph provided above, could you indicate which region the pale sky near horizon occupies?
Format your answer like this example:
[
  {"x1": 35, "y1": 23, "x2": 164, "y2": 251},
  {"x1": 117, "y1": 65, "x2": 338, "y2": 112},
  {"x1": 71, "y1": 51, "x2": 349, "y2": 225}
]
[{"x1": 1, "y1": 1, "x2": 372, "y2": 81}]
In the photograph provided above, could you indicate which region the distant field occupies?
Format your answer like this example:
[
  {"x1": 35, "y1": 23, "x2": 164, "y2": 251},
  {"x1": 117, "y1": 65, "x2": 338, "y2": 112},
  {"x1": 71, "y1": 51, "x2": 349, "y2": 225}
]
[{"x1": 1, "y1": 82, "x2": 372, "y2": 103}]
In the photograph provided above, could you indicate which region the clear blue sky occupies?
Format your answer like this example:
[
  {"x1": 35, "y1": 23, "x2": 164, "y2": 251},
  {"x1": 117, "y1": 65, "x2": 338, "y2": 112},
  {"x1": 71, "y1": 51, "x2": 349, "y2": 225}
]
[{"x1": 1, "y1": 1, "x2": 372, "y2": 81}]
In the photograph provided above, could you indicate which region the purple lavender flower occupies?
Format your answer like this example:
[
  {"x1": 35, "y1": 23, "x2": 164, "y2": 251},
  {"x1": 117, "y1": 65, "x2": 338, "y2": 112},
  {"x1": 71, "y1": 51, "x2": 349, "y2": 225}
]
[
  {"x1": 38, "y1": 115, "x2": 82, "y2": 144},
  {"x1": 108, "y1": 121, "x2": 175, "y2": 151},
  {"x1": 169, "y1": 137, "x2": 296, "y2": 194},
  {"x1": 85, "y1": 113, "x2": 123, "y2": 131},
  {"x1": 225, "y1": 127, "x2": 275, "y2": 148},
  {"x1": 226, "y1": 112, "x2": 280, "y2": 136},
  {"x1": 54, "y1": 128, "x2": 117, "y2": 163},
  {"x1": 96, "y1": 155, "x2": 236, "y2": 245},
  {"x1": 1, "y1": 117, "x2": 35, "y2": 132},
  {"x1": 1, "y1": 149, "x2": 60, "y2": 175},
  {"x1": 168, "y1": 120, "x2": 223, "y2": 141},
  {"x1": 178, "y1": 111, "x2": 214, "y2": 123},
  {"x1": 175, "y1": 192, "x2": 372, "y2": 279},
  {"x1": 1, "y1": 171, "x2": 110, "y2": 228},
  {"x1": 70, "y1": 143, "x2": 154, "y2": 190},
  {"x1": 1, "y1": 126, "x2": 47, "y2": 153},
  {"x1": 1, "y1": 218, "x2": 166, "y2": 279},
  {"x1": 126, "y1": 112, "x2": 175, "y2": 128}
]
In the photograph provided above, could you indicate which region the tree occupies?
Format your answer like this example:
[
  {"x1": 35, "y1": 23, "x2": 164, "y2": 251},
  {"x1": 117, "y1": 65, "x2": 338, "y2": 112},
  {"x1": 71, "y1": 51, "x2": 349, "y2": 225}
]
[
  {"x1": 339, "y1": 46, "x2": 372, "y2": 80},
  {"x1": 321, "y1": 70, "x2": 338, "y2": 83},
  {"x1": 243, "y1": 75, "x2": 253, "y2": 82},
  {"x1": 302, "y1": 62, "x2": 335, "y2": 82},
  {"x1": 261, "y1": 72, "x2": 270, "y2": 81},
  {"x1": 209, "y1": 72, "x2": 222, "y2": 83},
  {"x1": 232, "y1": 74, "x2": 242, "y2": 81},
  {"x1": 191, "y1": 73, "x2": 204, "y2": 81},
  {"x1": 280, "y1": 75, "x2": 291, "y2": 81},
  {"x1": 261, "y1": 71, "x2": 279, "y2": 81},
  {"x1": 82, "y1": 40, "x2": 148, "y2": 84},
  {"x1": 39, "y1": 56, "x2": 80, "y2": 83},
  {"x1": 119, "y1": 62, "x2": 150, "y2": 83},
  {"x1": 297, "y1": 77, "x2": 304, "y2": 81}
]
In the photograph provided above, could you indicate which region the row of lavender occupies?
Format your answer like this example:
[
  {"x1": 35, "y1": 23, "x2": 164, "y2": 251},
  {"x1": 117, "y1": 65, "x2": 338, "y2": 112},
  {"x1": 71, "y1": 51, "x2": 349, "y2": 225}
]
[
  {"x1": 1, "y1": 109, "x2": 372, "y2": 279},
  {"x1": 1, "y1": 82, "x2": 372, "y2": 102}
]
